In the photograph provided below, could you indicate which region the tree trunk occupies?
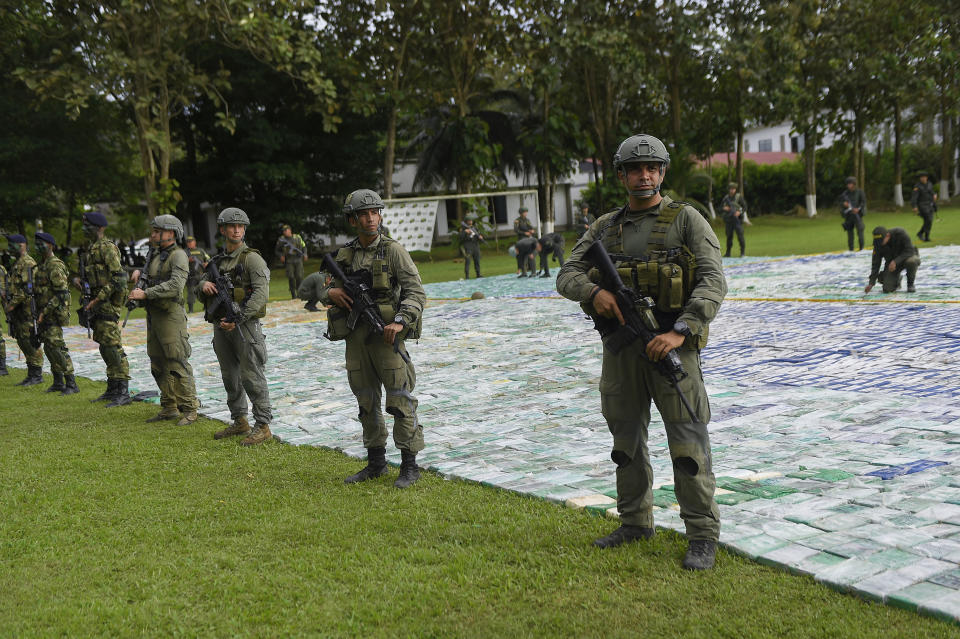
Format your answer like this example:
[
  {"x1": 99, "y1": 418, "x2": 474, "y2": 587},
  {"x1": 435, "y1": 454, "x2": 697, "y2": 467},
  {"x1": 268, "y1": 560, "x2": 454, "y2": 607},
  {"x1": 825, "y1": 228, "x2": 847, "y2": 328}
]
[
  {"x1": 893, "y1": 99, "x2": 903, "y2": 207},
  {"x1": 65, "y1": 191, "x2": 76, "y2": 248},
  {"x1": 736, "y1": 125, "x2": 744, "y2": 193},
  {"x1": 940, "y1": 103, "x2": 951, "y2": 201},
  {"x1": 384, "y1": 106, "x2": 398, "y2": 199},
  {"x1": 803, "y1": 129, "x2": 817, "y2": 217}
]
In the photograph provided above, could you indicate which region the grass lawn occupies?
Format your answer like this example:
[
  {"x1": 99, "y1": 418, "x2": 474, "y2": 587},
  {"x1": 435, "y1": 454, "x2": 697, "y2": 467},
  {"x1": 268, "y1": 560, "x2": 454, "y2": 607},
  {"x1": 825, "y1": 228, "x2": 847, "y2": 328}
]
[{"x1": 1, "y1": 375, "x2": 958, "y2": 637}]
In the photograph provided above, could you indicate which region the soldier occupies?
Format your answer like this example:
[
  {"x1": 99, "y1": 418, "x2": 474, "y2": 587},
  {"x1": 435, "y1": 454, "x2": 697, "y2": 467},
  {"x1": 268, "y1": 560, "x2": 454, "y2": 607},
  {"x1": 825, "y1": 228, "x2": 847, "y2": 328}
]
[
  {"x1": 515, "y1": 236, "x2": 539, "y2": 278},
  {"x1": 75, "y1": 211, "x2": 132, "y2": 406},
  {"x1": 3, "y1": 234, "x2": 44, "y2": 386},
  {"x1": 557, "y1": 134, "x2": 727, "y2": 571},
  {"x1": 275, "y1": 224, "x2": 308, "y2": 299},
  {"x1": 319, "y1": 189, "x2": 426, "y2": 488},
  {"x1": 576, "y1": 203, "x2": 595, "y2": 239},
  {"x1": 33, "y1": 232, "x2": 79, "y2": 395},
  {"x1": 720, "y1": 182, "x2": 746, "y2": 257},
  {"x1": 864, "y1": 226, "x2": 920, "y2": 294},
  {"x1": 184, "y1": 236, "x2": 210, "y2": 314},
  {"x1": 839, "y1": 176, "x2": 866, "y2": 251},
  {"x1": 459, "y1": 213, "x2": 484, "y2": 279},
  {"x1": 514, "y1": 206, "x2": 535, "y2": 275},
  {"x1": 0, "y1": 261, "x2": 6, "y2": 376},
  {"x1": 198, "y1": 207, "x2": 273, "y2": 445},
  {"x1": 298, "y1": 270, "x2": 331, "y2": 312},
  {"x1": 537, "y1": 232, "x2": 565, "y2": 277},
  {"x1": 912, "y1": 171, "x2": 938, "y2": 242},
  {"x1": 128, "y1": 216, "x2": 199, "y2": 425}
]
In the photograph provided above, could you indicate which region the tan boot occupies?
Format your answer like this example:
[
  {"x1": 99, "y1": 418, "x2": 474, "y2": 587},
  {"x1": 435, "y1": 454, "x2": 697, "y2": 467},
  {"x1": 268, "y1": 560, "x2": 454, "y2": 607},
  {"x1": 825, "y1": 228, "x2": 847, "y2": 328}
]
[
  {"x1": 240, "y1": 423, "x2": 273, "y2": 446},
  {"x1": 176, "y1": 410, "x2": 198, "y2": 426},
  {"x1": 213, "y1": 416, "x2": 251, "y2": 440},
  {"x1": 146, "y1": 408, "x2": 180, "y2": 423}
]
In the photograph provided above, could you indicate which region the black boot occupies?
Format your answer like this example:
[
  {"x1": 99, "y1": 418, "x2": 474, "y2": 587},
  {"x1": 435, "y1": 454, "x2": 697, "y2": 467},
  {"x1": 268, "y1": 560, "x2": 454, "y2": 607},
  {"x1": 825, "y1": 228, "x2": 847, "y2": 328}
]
[
  {"x1": 344, "y1": 446, "x2": 388, "y2": 484},
  {"x1": 17, "y1": 364, "x2": 43, "y2": 387},
  {"x1": 61, "y1": 374, "x2": 80, "y2": 396},
  {"x1": 394, "y1": 450, "x2": 421, "y2": 489},
  {"x1": 593, "y1": 525, "x2": 655, "y2": 548},
  {"x1": 0, "y1": 354, "x2": 7, "y2": 376},
  {"x1": 46, "y1": 372, "x2": 65, "y2": 393},
  {"x1": 682, "y1": 539, "x2": 717, "y2": 570},
  {"x1": 92, "y1": 379, "x2": 116, "y2": 402},
  {"x1": 106, "y1": 379, "x2": 132, "y2": 407}
]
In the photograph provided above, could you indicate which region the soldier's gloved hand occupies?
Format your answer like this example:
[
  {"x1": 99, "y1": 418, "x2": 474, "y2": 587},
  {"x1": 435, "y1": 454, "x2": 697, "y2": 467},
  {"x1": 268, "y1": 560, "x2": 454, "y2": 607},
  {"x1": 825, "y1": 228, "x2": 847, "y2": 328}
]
[
  {"x1": 328, "y1": 287, "x2": 353, "y2": 310},
  {"x1": 592, "y1": 288, "x2": 624, "y2": 325},
  {"x1": 201, "y1": 281, "x2": 218, "y2": 296}
]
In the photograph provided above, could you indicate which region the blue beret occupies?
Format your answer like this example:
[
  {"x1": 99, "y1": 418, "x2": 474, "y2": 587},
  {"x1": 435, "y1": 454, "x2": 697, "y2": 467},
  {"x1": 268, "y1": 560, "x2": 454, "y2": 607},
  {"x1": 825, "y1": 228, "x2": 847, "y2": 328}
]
[
  {"x1": 83, "y1": 211, "x2": 108, "y2": 227},
  {"x1": 5, "y1": 234, "x2": 27, "y2": 244},
  {"x1": 35, "y1": 231, "x2": 57, "y2": 247}
]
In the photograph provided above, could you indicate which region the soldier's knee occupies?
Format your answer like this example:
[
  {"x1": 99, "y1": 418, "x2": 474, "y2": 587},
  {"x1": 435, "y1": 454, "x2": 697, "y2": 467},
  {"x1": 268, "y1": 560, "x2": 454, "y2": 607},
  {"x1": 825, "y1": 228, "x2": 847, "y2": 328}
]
[
  {"x1": 674, "y1": 456, "x2": 700, "y2": 476},
  {"x1": 611, "y1": 449, "x2": 632, "y2": 468},
  {"x1": 671, "y1": 442, "x2": 708, "y2": 477}
]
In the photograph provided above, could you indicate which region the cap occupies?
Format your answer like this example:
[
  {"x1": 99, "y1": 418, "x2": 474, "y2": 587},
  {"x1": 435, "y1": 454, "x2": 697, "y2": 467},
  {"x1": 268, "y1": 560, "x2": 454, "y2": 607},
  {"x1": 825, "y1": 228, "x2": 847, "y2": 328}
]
[
  {"x1": 35, "y1": 231, "x2": 57, "y2": 247},
  {"x1": 83, "y1": 211, "x2": 109, "y2": 227},
  {"x1": 5, "y1": 233, "x2": 27, "y2": 244},
  {"x1": 872, "y1": 226, "x2": 887, "y2": 240},
  {"x1": 281, "y1": 224, "x2": 291, "y2": 231},
  {"x1": 845, "y1": 176, "x2": 857, "y2": 185},
  {"x1": 916, "y1": 170, "x2": 930, "y2": 177},
  {"x1": 185, "y1": 235, "x2": 196, "y2": 243},
  {"x1": 519, "y1": 206, "x2": 528, "y2": 213}
]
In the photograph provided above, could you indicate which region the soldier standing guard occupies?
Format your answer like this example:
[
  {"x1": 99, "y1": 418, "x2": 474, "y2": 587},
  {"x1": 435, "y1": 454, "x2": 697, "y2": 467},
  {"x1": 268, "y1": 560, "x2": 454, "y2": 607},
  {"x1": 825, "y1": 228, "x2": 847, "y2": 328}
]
[
  {"x1": 75, "y1": 212, "x2": 132, "y2": 406},
  {"x1": 320, "y1": 189, "x2": 427, "y2": 488},
  {"x1": 459, "y1": 213, "x2": 484, "y2": 279},
  {"x1": 576, "y1": 203, "x2": 595, "y2": 239},
  {"x1": 184, "y1": 236, "x2": 210, "y2": 314},
  {"x1": 557, "y1": 134, "x2": 727, "y2": 570},
  {"x1": 128, "y1": 216, "x2": 200, "y2": 426},
  {"x1": 0, "y1": 261, "x2": 8, "y2": 376},
  {"x1": 912, "y1": 171, "x2": 938, "y2": 242},
  {"x1": 4, "y1": 234, "x2": 44, "y2": 386},
  {"x1": 33, "y1": 232, "x2": 79, "y2": 395},
  {"x1": 198, "y1": 207, "x2": 273, "y2": 445},
  {"x1": 275, "y1": 224, "x2": 308, "y2": 299},
  {"x1": 720, "y1": 182, "x2": 746, "y2": 257},
  {"x1": 839, "y1": 176, "x2": 867, "y2": 251}
]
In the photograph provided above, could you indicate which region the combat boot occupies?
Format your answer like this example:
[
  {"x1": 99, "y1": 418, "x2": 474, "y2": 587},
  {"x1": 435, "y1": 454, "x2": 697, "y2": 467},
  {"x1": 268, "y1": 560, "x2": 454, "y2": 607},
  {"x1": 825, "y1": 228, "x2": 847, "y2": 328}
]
[
  {"x1": 682, "y1": 539, "x2": 717, "y2": 571},
  {"x1": 0, "y1": 354, "x2": 8, "y2": 376},
  {"x1": 61, "y1": 374, "x2": 80, "y2": 396},
  {"x1": 213, "y1": 416, "x2": 251, "y2": 440},
  {"x1": 18, "y1": 365, "x2": 44, "y2": 387},
  {"x1": 176, "y1": 410, "x2": 198, "y2": 426},
  {"x1": 593, "y1": 525, "x2": 655, "y2": 549},
  {"x1": 240, "y1": 423, "x2": 273, "y2": 446},
  {"x1": 344, "y1": 446, "x2": 388, "y2": 484},
  {"x1": 106, "y1": 379, "x2": 132, "y2": 407},
  {"x1": 146, "y1": 408, "x2": 180, "y2": 423},
  {"x1": 45, "y1": 372, "x2": 65, "y2": 393},
  {"x1": 394, "y1": 449, "x2": 421, "y2": 489},
  {"x1": 92, "y1": 379, "x2": 116, "y2": 402}
]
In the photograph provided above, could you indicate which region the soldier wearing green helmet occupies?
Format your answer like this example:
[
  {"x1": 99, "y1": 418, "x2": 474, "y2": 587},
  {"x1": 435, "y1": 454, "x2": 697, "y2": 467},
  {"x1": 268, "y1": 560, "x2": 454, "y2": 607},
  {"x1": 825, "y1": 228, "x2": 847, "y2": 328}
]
[
  {"x1": 720, "y1": 182, "x2": 747, "y2": 257},
  {"x1": 128, "y1": 215, "x2": 199, "y2": 425},
  {"x1": 4, "y1": 233, "x2": 44, "y2": 386},
  {"x1": 558, "y1": 133, "x2": 726, "y2": 571},
  {"x1": 197, "y1": 206, "x2": 274, "y2": 445},
  {"x1": 320, "y1": 188, "x2": 427, "y2": 489},
  {"x1": 275, "y1": 223, "x2": 308, "y2": 299},
  {"x1": 459, "y1": 213, "x2": 484, "y2": 279}
]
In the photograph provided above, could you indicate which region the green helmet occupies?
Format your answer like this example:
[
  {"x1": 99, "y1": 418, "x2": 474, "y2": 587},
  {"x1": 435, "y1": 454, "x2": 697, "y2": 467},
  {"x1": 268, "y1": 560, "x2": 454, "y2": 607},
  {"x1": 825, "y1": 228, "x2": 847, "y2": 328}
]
[
  {"x1": 151, "y1": 214, "x2": 184, "y2": 242},
  {"x1": 217, "y1": 207, "x2": 250, "y2": 225},
  {"x1": 613, "y1": 134, "x2": 671, "y2": 172},
  {"x1": 727, "y1": 182, "x2": 738, "y2": 190},
  {"x1": 342, "y1": 189, "x2": 384, "y2": 215}
]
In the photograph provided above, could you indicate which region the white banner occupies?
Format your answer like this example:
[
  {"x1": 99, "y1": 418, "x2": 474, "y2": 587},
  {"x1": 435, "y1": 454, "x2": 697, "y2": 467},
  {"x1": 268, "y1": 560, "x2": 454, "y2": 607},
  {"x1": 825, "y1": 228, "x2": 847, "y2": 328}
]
[{"x1": 381, "y1": 200, "x2": 440, "y2": 253}]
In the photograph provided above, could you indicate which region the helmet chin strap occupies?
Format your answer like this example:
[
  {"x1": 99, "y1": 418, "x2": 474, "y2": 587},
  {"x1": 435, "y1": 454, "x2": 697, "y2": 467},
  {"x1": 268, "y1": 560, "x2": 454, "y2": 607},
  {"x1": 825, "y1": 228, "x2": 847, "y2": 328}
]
[{"x1": 624, "y1": 164, "x2": 666, "y2": 198}]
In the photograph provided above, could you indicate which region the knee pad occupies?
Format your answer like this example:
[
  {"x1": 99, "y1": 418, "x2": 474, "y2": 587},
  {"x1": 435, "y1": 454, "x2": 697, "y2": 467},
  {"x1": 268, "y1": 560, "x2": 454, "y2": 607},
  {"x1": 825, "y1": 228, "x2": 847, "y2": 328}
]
[{"x1": 611, "y1": 450, "x2": 632, "y2": 468}]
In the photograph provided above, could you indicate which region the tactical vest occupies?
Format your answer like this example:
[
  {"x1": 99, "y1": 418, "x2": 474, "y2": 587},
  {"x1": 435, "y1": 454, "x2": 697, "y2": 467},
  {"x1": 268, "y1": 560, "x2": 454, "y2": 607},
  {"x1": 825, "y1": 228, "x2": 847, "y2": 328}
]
[
  {"x1": 210, "y1": 246, "x2": 267, "y2": 320},
  {"x1": 35, "y1": 257, "x2": 70, "y2": 325},
  {"x1": 85, "y1": 239, "x2": 126, "y2": 306},
  {"x1": 326, "y1": 237, "x2": 422, "y2": 341},
  {"x1": 145, "y1": 246, "x2": 182, "y2": 313}
]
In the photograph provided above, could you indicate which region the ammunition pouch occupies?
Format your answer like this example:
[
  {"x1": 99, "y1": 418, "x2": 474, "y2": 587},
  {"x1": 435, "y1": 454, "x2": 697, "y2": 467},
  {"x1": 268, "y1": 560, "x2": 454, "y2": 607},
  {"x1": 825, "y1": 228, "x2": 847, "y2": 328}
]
[{"x1": 586, "y1": 246, "x2": 696, "y2": 313}]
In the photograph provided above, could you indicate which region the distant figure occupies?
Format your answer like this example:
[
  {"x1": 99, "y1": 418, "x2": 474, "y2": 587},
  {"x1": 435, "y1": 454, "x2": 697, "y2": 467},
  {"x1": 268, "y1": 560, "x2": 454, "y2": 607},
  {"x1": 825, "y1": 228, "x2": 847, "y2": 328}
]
[
  {"x1": 720, "y1": 182, "x2": 746, "y2": 257},
  {"x1": 298, "y1": 270, "x2": 331, "y2": 312},
  {"x1": 575, "y1": 204, "x2": 594, "y2": 239},
  {"x1": 537, "y1": 232, "x2": 565, "y2": 278},
  {"x1": 515, "y1": 236, "x2": 539, "y2": 278},
  {"x1": 459, "y1": 213, "x2": 484, "y2": 279},
  {"x1": 184, "y1": 236, "x2": 210, "y2": 314},
  {"x1": 911, "y1": 171, "x2": 938, "y2": 242},
  {"x1": 275, "y1": 224, "x2": 308, "y2": 299},
  {"x1": 513, "y1": 206, "x2": 535, "y2": 275},
  {"x1": 839, "y1": 176, "x2": 866, "y2": 251},
  {"x1": 864, "y1": 226, "x2": 920, "y2": 294}
]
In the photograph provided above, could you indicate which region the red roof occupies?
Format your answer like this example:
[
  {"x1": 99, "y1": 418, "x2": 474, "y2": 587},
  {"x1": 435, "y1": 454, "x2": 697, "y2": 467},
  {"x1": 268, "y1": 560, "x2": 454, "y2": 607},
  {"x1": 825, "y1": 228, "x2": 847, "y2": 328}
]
[{"x1": 699, "y1": 151, "x2": 798, "y2": 166}]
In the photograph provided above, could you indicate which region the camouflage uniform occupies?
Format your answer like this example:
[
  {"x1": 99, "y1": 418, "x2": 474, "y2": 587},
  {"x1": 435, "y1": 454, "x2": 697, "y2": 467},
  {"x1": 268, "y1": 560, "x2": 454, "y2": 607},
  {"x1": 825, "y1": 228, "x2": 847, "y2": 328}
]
[
  {"x1": 0, "y1": 264, "x2": 7, "y2": 375},
  {"x1": 144, "y1": 243, "x2": 199, "y2": 421},
  {"x1": 35, "y1": 249, "x2": 78, "y2": 392},
  {"x1": 84, "y1": 237, "x2": 131, "y2": 383},
  {"x1": 7, "y1": 252, "x2": 44, "y2": 382},
  {"x1": 558, "y1": 194, "x2": 727, "y2": 545}
]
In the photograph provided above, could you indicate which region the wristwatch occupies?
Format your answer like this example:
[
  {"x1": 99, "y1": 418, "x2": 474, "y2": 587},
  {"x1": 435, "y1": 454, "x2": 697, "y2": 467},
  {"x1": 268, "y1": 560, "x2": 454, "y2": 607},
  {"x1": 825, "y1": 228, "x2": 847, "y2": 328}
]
[
  {"x1": 672, "y1": 320, "x2": 692, "y2": 337},
  {"x1": 394, "y1": 313, "x2": 407, "y2": 327}
]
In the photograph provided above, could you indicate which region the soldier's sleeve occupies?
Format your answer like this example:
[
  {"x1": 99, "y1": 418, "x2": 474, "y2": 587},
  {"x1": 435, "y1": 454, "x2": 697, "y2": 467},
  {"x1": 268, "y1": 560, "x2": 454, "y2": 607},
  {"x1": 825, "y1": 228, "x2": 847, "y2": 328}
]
[
  {"x1": 8, "y1": 264, "x2": 27, "y2": 309},
  {"x1": 677, "y1": 208, "x2": 727, "y2": 336},
  {"x1": 556, "y1": 219, "x2": 604, "y2": 301},
  {"x1": 868, "y1": 248, "x2": 882, "y2": 285},
  {"x1": 44, "y1": 261, "x2": 72, "y2": 317},
  {"x1": 240, "y1": 252, "x2": 270, "y2": 322},
  {"x1": 146, "y1": 250, "x2": 189, "y2": 300},
  {"x1": 95, "y1": 243, "x2": 127, "y2": 303},
  {"x1": 911, "y1": 185, "x2": 920, "y2": 207},
  {"x1": 390, "y1": 245, "x2": 426, "y2": 325}
]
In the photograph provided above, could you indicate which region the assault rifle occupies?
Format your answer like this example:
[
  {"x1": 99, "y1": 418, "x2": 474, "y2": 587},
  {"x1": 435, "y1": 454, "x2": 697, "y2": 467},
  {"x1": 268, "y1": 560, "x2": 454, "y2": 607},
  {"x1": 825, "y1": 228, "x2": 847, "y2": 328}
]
[
  {"x1": 281, "y1": 236, "x2": 304, "y2": 258},
  {"x1": 321, "y1": 252, "x2": 385, "y2": 338},
  {"x1": 582, "y1": 240, "x2": 699, "y2": 423},
  {"x1": 203, "y1": 258, "x2": 249, "y2": 343},
  {"x1": 76, "y1": 251, "x2": 93, "y2": 338},
  {"x1": 122, "y1": 248, "x2": 152, "y2": 327},
  {"x1": 26, "y1": 266, "x2": 40, "y2": 348}
]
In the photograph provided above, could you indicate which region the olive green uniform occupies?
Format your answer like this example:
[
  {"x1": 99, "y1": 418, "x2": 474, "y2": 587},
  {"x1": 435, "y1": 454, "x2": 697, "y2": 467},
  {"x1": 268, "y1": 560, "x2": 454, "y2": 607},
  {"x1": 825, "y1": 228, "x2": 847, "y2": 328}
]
[
  {"x1": 720, "y1": 193, "x2": 746, "y2": 257},
  {"x1": 6, "y1": 254, "x2": 44, "y2": 369},
  {"x1": 840, "y1": 187, "x2": 866, "y2": 251},
  {"x1": 297, "y1": 270, "x2": 330, "y2": 310},
  {"x1": 869, "y1": 227, "x2": 920, "y2": 293},
  {"x1": 276, "y1": 233, "x2": 307, "y2": 298},
  {"x1": 145, "y1": 244, "x2": 198, "y2": 415},
  {"x1": 83, "y1": 238, "x2": 130, "y2": 380},
  {"x1": 185, "y1": 246, "x2": 210, "y2": 313},
  {"x1": 320, "y1": 234, "x2": 426, "y2": 453},
  {"x1": 198, "y1": 243, "x2": 272, "y2": 426},
  {"x1": 557, "y1": 195, "x2": 727, "y2": 542},
  {"x1": 35, "y1": 253, "x2": 74, "y2": 377},
  {"x1": 912, "y1": 180, "x2": 937, "y2": 241},
  {"x1": 459, "y1": 222, "x2": 482, "y2": 278}
]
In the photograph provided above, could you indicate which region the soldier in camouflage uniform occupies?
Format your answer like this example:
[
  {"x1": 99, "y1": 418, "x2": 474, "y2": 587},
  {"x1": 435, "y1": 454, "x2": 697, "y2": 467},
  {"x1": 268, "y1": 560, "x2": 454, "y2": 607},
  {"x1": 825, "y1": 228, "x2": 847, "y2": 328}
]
[
  {"x1": 75, "y1": 211, "x2": 131, "y2": 407},
  {"x1": 128, "y1": 215, "x2": 199, "y2": 426},
  {"x1": 33, "y1": 232, "x2": 79, "y2": 395},
  {"x1": 0, "y1": 261, "x2": 8, "y2": 376},
  {"x1": 558, "y1": 134, "x2": 727, "y2": 571},
  {"x1": 321, "y1": 189, "x2": 427, "y2": 489},
  {"x1": 4, "y1": 234, "x2": 44, "y2": 386},
  {"x1": 911, "y1": 171, "x2": 938, "y2": 242},
  {"x1": 184, "y1": 236, "x2": 210, "y2": 314},
  {"x1": 198, "y1": 207, "x2": 273, "y2": 446},
  {"x1": 275, "y1": 224, "x2": 308, "y2": 299}
]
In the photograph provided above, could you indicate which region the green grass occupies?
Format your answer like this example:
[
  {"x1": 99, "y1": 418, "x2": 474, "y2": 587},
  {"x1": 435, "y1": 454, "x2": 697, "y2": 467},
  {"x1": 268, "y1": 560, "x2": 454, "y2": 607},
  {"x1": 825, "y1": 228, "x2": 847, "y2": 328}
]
[{"x1": 1, "y1": 375, "x2": 958, "y2": 637}]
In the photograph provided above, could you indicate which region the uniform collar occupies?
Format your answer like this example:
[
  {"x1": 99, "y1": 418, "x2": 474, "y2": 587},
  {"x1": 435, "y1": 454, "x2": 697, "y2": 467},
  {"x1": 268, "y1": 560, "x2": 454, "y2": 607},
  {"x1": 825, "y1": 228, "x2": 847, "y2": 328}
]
[
  {"x1": 225, "y1": 242, "x2": 247, "y2": 257},
  {"x1": 355, "y1": 234, "x2": 383, "y2": 251}
]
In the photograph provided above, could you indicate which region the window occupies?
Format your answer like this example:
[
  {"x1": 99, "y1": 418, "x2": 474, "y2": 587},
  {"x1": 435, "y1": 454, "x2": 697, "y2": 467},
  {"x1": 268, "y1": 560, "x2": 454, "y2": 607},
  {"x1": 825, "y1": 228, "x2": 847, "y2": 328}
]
[
  {"x1": 758, "y1": 139, "x2": 773, "y2": 152},
  {"x1": 493, "y1": 196, "x2": 507, "y2": 224},
  {"x1": 790, "y1": 136, "x2": 799, "y2": 153}
]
